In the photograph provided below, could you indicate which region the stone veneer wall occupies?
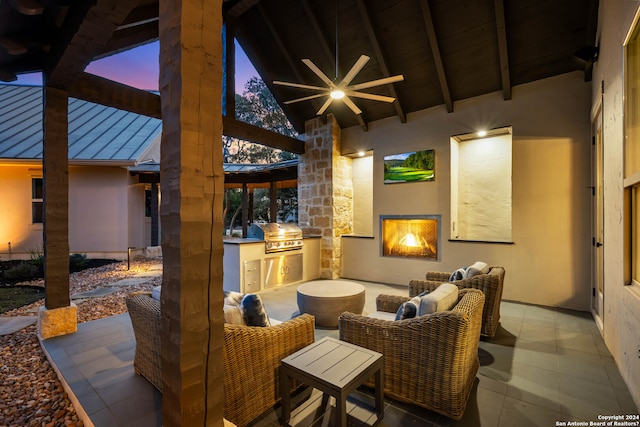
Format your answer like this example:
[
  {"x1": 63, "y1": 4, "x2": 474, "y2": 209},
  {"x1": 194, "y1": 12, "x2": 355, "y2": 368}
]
[{"x1": 299, "y1": 115, "x2": 353, "y2": 279}]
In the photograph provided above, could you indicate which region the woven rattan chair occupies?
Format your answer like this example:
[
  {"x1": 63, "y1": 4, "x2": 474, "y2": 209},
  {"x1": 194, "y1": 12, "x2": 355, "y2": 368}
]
[
  {"x1": 409, "y1": 266, "x2": 505, "y2": 337},
  {"x1": 339, "y1": 288, "x2": 485, "y2": 420},
  {"x1": 125, "y1": 292, "x2": 316, "y2": 427}
]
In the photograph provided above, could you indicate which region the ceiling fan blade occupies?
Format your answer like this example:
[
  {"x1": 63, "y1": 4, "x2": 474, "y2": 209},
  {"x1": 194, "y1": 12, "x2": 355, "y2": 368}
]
[
  {"x1": 342, "y1": 95, "x2": 362, "y2": 115},
  {"x1": 341, "y1": 55, "x2": 370, "y2": 87},
  {"x1": 348, "y1": 74, "x2": 404, "y2": 91},
  {"x1": 346, "y1": 91, "x2": 396, "y2": 103},
  {"x1": 316, "y1": 97, "x2": 334, "y2": 115},
  {"x1": 302, "y1": 59, "x2": 336, "y2": 88},
  {"x1": 273, "y1": 81, "x2": 328, "y2": 91},
  {"x1": 283, "y1": 93, "x2": 328, "y2": 104}
]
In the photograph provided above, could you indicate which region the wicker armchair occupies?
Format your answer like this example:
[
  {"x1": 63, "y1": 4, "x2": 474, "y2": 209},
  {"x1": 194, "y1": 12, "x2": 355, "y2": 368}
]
[
  {"x1": 410, "y1": 266, "x2": 505, "y2": 337},
  {"x1": 339, "y1": 288, "x2": 484, "y2": 420},
  {"x1": 125, "y1": 292, "x2": 316, "y2": 427}
]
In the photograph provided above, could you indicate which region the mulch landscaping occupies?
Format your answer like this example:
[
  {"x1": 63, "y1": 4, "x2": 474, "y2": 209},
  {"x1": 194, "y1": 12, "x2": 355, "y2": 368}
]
[{"x1": 0, "y1": 258, "x2": 162, "y2": 427}]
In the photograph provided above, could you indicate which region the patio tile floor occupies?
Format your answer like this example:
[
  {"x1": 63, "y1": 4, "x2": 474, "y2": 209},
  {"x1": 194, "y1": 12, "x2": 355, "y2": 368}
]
[{"x1": 40, "y1": 280, "x2": 639, "y2": 427}]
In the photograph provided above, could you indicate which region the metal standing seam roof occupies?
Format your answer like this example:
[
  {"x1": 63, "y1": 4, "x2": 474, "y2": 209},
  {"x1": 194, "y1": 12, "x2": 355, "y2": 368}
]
[{"x1": 0, "y1": 84, "x2": 162, "y2": 163}]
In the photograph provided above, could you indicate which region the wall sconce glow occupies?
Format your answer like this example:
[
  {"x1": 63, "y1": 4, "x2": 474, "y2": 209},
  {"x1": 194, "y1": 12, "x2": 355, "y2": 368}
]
[
  {"x1": 477, "y1": 130, "x2": 488, "y2": 137},
  {"x1": 330, "y1": 90, "x2": 345, "y2": 99},
  {"x1": 357, "y1": 151, "x2": 365, "y2": 157}
]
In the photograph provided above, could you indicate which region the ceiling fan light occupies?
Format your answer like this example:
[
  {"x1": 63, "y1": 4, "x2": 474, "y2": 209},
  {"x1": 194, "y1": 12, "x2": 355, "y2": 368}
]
[{"x1": 330, "y1": 89, "x2": 345, "y2": 99}]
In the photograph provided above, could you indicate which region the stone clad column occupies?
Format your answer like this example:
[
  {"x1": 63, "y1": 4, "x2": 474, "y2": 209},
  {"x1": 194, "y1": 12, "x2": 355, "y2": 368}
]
[
  {"x1": 39, "y1": 85, "x2": 76, "y2": 339},
  {"x1": 158, "y1": 0, "x2": 225, "y2": 425},
  {"x1": 299, "y1": 115, "x2": 353, "y2": 279}
]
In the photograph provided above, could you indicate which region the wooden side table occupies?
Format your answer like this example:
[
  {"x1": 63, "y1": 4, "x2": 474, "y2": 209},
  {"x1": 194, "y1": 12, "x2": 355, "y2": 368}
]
[{"x1": 280, "y1": 336, "x2": 384, "y2": 427}]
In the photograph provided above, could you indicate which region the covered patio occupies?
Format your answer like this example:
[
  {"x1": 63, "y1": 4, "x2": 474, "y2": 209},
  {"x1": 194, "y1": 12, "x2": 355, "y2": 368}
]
[
  {"x1": 4, "y1": 0, "x2": 640, "y2": 426},
  {"x1": 40, "y1": 273, "x2": 637, "y2": 426}
]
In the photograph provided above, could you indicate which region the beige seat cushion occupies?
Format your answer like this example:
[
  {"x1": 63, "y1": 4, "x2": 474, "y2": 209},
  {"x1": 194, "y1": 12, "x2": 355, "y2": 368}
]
[{"x1": 418, "y1": 282, "x2": 459, "y2": 315}]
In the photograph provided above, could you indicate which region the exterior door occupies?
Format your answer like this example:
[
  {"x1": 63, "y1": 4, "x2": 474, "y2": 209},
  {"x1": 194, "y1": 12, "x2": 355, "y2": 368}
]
[{"x1": 592, "y1": 109, "x2": 604, "y2": 328}]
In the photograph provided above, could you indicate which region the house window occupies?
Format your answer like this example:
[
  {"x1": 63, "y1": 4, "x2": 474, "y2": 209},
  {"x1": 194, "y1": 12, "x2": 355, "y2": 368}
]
[
  {"x1": 450, "y1": 127, "x2": 513, "y2": 243},
  {"x1": 32, "y1": 177, "x2": 43, "y2": 224},
  {"x1": 624, "y1": 13, "x2": 640, "y2": 285}
]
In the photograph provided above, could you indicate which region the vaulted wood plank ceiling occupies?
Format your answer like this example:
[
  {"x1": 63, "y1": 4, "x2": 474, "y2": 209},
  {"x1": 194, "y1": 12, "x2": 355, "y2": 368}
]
[{"x1": 0, "y1": 0, "x2": 599, "y2": 136}]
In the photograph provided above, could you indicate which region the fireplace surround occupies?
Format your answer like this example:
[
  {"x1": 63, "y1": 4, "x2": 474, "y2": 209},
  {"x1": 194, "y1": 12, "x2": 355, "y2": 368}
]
[{"x1": 380, "y1": 215, "x2": 440, "y2": 260}]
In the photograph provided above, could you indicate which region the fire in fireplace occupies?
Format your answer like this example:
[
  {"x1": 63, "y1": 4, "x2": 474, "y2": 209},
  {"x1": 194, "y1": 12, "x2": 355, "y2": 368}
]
[{"x1": 381, "y1": 215, "x2": 440, "y2": 260}]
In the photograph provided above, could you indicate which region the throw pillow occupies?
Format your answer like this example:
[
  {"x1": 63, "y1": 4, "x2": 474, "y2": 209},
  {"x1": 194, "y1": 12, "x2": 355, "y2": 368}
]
[
  {"x1": 224, "y1": 290, "x2": 245, "y2": 306},
  {"x1": 394, "y1": 294, "x2": 424, "y2": 320},
  {"x1": 240, "y1": 294, "x2": 271, "y2": 327},
  {"x1": 151, "y1": 286, "x2": 161, "y2": 301},
  {"x1": 395, "y1": 301, "x2": 417, "y2": 320},
  {"x1": 449, "y1": 267, "x2": 466, "y2": 281},
  {"x1": 223, "y1": 305, "x2": 246, "y2": 325},
  {"x1": 418, "y1": 282, "x2": 459, "y2": 315},
  {"x1": 464, "y1": 261, "x2": 488, "y2": 278}
]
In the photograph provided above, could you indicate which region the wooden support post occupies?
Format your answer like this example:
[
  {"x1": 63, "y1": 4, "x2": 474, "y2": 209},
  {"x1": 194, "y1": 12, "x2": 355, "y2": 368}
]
[
  {"x1": 249, "y1": 189, "x2": 254, "y2": 224},
  {"x1": 151, "y1": 181, "x2": 159, "y2": 246},
  {"x1": 39, "y1": 85, "x2": 76, "y2": 339},
  {"x1": 158, "y1": 0, "x2": 225, "y2": 425},
  {"x1": 242, "y1": 183, "x2": 248, "y2": 238},
  {"x1": 270, "y1": 181, "x2": 278, "y2": 223}
]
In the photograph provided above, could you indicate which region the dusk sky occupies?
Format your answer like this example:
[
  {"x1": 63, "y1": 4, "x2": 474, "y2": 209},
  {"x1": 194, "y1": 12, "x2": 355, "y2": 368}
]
[{"x1": 14, "y1": 40, "x2": 258, "y2": 94}]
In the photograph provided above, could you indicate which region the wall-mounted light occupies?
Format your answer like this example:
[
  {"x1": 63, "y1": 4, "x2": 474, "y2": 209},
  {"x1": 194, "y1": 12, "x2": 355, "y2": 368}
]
[
  {"x1": 357, "y1": 151, "x2": 365, "y2": 157},
  {"x1": 477, "y1": 130, "x2": 488, "y2": 137}
]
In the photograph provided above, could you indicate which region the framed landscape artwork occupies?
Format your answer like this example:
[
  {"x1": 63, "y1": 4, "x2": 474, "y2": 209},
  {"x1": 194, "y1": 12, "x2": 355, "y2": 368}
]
[{"x1": 383, "y1": 149, "x2": 435, "y2": 184}]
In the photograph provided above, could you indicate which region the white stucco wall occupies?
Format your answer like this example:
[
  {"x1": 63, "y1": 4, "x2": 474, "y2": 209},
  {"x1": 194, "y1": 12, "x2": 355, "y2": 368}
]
[
  {"x1": 0, "y1": 163, "x2": 139, "y2": 259},
  {"x1": 452, "y1": 132, "x2": 512, "y2": 242},
  {"x1": 352, "y1": 155, "x2": 373, "y2": 236},
  {"x1": 341, "y1": 71, "x2": 592, "y2": 311},
  {"x1": 592, "y1": 0, "x2": 640, "y2": 409}
]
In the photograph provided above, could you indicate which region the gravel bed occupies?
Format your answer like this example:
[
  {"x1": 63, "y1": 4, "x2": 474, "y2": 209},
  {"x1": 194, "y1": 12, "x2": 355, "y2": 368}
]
[{"x1": 0, "y1": 259, "x2": 162, "y2": 427}]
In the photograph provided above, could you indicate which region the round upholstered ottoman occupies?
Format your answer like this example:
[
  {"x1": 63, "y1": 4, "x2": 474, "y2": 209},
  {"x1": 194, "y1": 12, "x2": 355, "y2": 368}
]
[{"x1": 297, "y1": 280, "x2": 366, "y2": 328}]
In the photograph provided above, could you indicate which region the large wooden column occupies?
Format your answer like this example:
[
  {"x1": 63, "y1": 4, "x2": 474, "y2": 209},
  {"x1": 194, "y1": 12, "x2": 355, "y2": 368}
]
[
  {"x1": 38, "y1": 85, "x2": 76, "y2": 339},
  {"x1": 158, "y1": 0, "x2": 225, "y2": 425}
]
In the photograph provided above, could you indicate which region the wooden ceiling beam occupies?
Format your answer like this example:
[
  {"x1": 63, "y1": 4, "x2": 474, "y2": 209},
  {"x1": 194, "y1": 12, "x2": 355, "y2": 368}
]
[
  {"x1": 8, "y1": 0, "x2": 44, "y2": 16},
  {"x1": 0, "y1": 69, "x2": 17, "y2": 82},
  {"x1": 355, "y1": 0, "x2": 406, "y2": 124},
  {"x1": 494, "y1": 0, "x2": 511, "y2": 100},
  {"x1": 69, "y1": 72, "x2": 161, "y2": 118},
  {"x1": 45, "y1": 0, "x2": 138, "y2": 90},
  {"x1": 419, "y1": 0, "x2": 453, "y2": 113},
  {"x1": 227, "y1": 0, "x2": 261, "y2": 19},
  {"x1": 255, "y1": 3, "x2": 332, "y2": 128},
  {"x1": 70, "y1": 71, "x2": 303, "y2": 154},
  {"x1": 224, "y1": 168, "x2": 297, "y2": 184},
  {"x1": 222, "y1": 116, "x2": 305, "y2": 154},
  {"x1": 0, "y1": 37, "x2": 28, "y2": 55},
  {"x1": 301, "y1": 0, "x2": 334, "y2": 66},
  {"x1": 96, "y1": 21, "x2": 158, "y2": 60},
  {"x1": 119, "y1": 3, "x2": 158, "y2": 29}
]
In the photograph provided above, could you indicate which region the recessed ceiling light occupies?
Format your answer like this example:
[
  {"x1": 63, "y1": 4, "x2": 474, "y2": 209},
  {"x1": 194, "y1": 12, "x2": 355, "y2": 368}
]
[{"x1": 477, "y1": 130, "x2": 488, "y2": 137}]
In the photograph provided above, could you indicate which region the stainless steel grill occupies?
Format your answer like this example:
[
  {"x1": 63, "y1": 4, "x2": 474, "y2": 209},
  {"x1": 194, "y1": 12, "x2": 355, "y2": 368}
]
[{"x1": 248, "y1": 222, "x2": 304, "y2": 253}]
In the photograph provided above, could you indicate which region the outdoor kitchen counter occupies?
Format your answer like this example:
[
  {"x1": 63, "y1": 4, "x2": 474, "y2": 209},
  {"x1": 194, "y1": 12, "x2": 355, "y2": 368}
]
[{"x1": 223, "y1": 236, "x2": 321, "y2": 293}]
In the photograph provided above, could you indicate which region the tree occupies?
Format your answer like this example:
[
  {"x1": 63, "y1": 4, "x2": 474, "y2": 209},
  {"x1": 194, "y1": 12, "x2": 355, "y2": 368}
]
[{"x1": 223, "y1": 77, "x2": 299, "y2": 233}]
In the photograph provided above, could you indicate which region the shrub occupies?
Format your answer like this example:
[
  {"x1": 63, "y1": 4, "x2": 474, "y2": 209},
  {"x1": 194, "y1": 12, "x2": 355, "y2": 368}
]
[
  {"x1": 29, "y1": 246, "x2": 44, "y2": 267},
  {"x1": 69, "y1": 253, "x2": 87, "y2": 271},
  {"x1": 4, "y1": 262, "x2": 38, "y2": 281}
]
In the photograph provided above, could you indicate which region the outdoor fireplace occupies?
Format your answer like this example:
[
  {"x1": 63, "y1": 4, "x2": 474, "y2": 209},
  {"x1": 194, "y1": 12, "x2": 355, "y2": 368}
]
[{"x1": 381, "y1": 215, "x2": 440, "y2": 260}]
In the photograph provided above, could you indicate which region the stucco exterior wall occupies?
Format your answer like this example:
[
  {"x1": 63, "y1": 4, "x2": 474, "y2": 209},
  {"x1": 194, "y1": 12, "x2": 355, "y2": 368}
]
[
  {"x1": 592, "y1": 0, "x2": 640, "y2": 409},
  {"x1": 0, "y1": 163, "x2": 45, "y2": 256},
  {"x1": 0, "y1": 163, "x2": 140, "y2": 259},
  {"x1": 341, "y1": 71, "x2": 592, "y2": 311}
]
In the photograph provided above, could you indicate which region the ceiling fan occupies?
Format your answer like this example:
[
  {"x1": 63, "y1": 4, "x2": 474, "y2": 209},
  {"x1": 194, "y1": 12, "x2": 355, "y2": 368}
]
[{"x1": 273, "y1": 55, "x2": 404, "y2": 116}]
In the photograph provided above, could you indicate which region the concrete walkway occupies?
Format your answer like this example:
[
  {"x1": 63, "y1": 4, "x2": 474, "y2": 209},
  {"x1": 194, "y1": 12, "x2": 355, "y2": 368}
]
[{"x1": 0, "y1": 316, "x2": 37, "y2": 335}]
